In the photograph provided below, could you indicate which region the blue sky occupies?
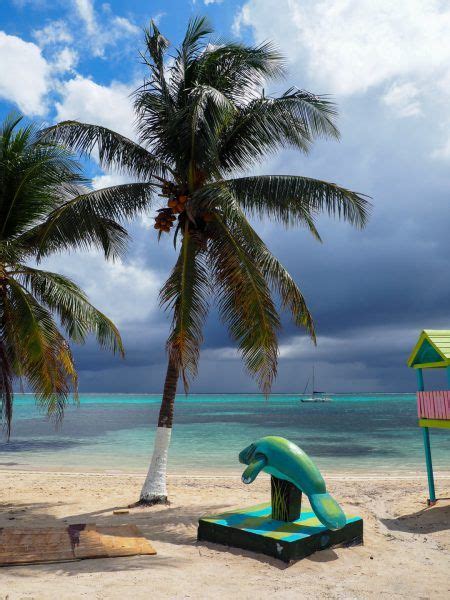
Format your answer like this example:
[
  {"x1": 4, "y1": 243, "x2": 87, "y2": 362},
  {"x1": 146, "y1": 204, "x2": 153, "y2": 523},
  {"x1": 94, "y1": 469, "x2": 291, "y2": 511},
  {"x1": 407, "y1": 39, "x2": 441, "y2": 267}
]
[{"x1": 1, "y1": 0, "x2": 450, "y2": 393}]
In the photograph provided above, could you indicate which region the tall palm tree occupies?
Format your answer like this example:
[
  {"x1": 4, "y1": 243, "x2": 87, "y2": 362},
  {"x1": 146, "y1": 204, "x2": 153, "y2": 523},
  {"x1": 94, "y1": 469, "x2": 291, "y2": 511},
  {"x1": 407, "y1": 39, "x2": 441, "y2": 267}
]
[
  {"x1": 42, "y1": 17, "x2": 370, "y2": 504},
  {"x1": 0, "y1": 113, "x2": 131, "y2": 436}
]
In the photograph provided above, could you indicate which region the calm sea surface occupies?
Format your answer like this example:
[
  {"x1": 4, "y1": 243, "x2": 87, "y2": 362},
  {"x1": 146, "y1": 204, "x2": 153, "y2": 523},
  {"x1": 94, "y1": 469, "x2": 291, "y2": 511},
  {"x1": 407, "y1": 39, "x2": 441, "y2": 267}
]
[{"x1": 0, "y1": 394, "x2": 449, "y2": 473}]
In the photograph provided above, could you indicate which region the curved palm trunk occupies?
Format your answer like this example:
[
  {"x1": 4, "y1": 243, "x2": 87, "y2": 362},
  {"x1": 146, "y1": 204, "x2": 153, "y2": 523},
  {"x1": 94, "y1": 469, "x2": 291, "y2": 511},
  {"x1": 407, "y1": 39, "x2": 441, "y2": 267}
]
[{"x1": 139, "y1": 354, "x2": 179, "y2": 504}]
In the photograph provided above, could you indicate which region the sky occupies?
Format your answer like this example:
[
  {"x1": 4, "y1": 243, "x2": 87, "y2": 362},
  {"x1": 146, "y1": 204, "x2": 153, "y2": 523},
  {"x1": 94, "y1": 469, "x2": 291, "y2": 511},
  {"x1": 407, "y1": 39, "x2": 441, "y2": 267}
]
[{"x1": 1, "y1": 0, "x2": 449, "y2": 394}]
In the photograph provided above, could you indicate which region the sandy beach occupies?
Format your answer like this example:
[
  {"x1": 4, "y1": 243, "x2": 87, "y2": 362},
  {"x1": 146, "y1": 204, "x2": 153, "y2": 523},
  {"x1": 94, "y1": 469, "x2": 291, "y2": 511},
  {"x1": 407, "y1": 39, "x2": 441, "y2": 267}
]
[{"x1": 0, "y1": 469, "x2": 448, "y2": 599}]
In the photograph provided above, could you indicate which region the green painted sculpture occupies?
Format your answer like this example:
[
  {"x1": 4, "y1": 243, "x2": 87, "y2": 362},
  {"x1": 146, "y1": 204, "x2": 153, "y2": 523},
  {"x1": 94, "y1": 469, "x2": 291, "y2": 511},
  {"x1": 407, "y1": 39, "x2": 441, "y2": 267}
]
[{"x1": 239, "y1": 436, "x2": 346, "y2": 531}]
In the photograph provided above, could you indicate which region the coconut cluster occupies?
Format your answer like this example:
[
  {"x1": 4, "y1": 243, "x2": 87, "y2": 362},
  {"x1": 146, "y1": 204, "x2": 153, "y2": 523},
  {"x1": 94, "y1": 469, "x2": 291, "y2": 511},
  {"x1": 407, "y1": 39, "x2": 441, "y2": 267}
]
[
  {"x1": 154, "y1": 181, "x2": 215, "y2": 234},
  {"x1": 154, "y1": 182, "x2": 188, "y2": 233}
]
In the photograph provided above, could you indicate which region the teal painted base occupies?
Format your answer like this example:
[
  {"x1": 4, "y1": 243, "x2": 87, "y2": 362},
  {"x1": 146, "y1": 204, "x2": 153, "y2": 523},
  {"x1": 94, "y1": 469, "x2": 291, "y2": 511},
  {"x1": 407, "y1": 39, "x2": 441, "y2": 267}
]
[{"x1": 198, "y1": 503, "x2": 363, "y2": 563}]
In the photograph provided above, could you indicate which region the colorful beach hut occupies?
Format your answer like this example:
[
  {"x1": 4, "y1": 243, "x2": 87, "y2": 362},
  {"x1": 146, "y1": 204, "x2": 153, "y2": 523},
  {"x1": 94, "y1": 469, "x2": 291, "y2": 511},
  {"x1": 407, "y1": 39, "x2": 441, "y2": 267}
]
[{"x1": 408, "y1": 330, "x2": 450, "y2": 505}]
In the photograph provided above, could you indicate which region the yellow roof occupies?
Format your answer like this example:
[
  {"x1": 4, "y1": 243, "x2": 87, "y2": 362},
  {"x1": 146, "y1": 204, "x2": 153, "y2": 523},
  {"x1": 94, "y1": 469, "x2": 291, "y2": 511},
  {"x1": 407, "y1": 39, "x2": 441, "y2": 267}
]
[{"x1": 407, "y1": 330, "x2": 450, "y2": 368}]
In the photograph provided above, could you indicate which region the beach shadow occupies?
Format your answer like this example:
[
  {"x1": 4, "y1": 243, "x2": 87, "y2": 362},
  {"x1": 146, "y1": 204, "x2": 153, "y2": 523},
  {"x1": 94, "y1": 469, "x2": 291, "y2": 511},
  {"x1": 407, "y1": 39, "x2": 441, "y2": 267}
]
[
  {"x1": 381, "y1": 502, "x2": 450, "y2": 534},
  {"x1": 0, "y1": 499, "x2": 237, "y2": 576},
  {"x1": 2, "y1": 553, "x2": 183, "y2": 578},
  {"x1": 0, "y1": 500, "x2": 200, "y2": 575},
  {"x1": 196, "y1": 540, "x2": 291, "y2": 569},
  {"x1": 305, "y1": 548, "x2": 339, "y2": 563},
  {"x1": 0, "y1": 499, "x2": 346, "y2": 573},
  {"x1": 196, "y1": 539, "x2": 339, "y2": 569}
]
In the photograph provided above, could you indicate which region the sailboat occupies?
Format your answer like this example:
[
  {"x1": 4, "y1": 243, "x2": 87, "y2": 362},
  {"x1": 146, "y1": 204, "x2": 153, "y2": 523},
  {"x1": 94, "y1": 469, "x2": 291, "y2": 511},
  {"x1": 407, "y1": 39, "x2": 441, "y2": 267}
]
[{"x1": 300, "y1": 367, "x2": 332, "y2": 402}]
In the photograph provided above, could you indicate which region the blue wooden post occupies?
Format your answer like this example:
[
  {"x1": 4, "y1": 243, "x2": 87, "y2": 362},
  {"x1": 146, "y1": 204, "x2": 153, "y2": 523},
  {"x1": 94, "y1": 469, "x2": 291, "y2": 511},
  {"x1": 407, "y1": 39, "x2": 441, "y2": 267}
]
[
  {"x1": 417, "y1": 368, "x2": 436, "y2": 504},
  {"x1": 447, "y1": 366, "x2": 450, "y2": 389},
  {"x1": 416, "y1": 369, "x2": 424, "y2": 391},
  {"x1": 422, "y1": 428, "x2": 436, "y2": 504}
]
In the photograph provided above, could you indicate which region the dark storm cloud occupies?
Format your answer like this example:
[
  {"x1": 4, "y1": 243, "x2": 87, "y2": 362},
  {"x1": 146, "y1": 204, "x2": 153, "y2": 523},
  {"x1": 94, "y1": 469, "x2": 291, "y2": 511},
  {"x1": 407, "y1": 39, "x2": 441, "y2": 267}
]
[
  {"x1": 3, "y1": 0, "x2": 448, "y2": 396},
  {"x1": 52, "y1": 17, "x2": 450, "y2": 395},
  {"x1": 71, "y1": 89, "x2": 450, "y2": 394}
]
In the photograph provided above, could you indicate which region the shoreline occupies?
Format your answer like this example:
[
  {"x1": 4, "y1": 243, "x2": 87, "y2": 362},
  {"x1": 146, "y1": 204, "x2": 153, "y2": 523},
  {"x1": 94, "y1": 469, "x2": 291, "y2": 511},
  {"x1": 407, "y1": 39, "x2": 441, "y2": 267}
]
[
  {"x1": 0, "y1": 464, "x2": 450, "y2": 481},
  {"x1": 2, "y1": 464, "x2": 450, "y2": 479}
]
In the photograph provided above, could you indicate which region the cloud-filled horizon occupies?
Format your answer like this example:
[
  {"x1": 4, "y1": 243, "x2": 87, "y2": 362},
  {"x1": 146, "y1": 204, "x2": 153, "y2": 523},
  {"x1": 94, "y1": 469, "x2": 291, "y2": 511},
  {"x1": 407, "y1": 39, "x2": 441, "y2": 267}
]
[{"x1": 1, "y1": 0, "x2": 449, "y2": 394}]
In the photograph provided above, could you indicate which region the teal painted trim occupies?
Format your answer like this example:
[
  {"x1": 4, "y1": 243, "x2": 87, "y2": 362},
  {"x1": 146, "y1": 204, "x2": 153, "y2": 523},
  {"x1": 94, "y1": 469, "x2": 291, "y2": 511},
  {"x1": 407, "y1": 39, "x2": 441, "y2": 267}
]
[
  {"x1": 447, "y1": 367, "x2": 450, "y2": 388},
  {"x1": 422, "y1": 428, "x2": 436, "y2": 503},
  {"x1": 416, "y1": 368, "x2": 424, "y2": 391}
]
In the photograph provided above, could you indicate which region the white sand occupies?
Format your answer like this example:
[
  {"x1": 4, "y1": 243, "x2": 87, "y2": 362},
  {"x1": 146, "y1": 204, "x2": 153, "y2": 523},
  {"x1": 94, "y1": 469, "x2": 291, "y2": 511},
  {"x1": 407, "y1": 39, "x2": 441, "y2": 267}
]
[{"x1": 0, "y1": 469, "x2": 449, "y2": 599}]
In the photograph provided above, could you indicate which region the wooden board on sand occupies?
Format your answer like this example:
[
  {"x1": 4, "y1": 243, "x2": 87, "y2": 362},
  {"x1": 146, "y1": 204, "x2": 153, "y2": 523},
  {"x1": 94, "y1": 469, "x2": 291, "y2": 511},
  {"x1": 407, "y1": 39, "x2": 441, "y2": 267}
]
[{"x1": 0, "y1": 523, "x2": 156, "y2": 566}]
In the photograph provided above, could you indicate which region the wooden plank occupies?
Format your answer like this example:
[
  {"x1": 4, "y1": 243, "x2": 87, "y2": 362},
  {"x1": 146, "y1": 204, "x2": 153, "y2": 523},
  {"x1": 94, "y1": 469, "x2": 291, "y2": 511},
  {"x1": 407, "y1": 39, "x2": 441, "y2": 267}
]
[
  {"x1": 73, "y1": 524, "x2": 156, "y2": 559},
  {"x1": 0, "y1": 528, "x2": 74, "y2": 565},
  {"x1": 0, "y1": 524, "x2": 156, "y2": 566}
]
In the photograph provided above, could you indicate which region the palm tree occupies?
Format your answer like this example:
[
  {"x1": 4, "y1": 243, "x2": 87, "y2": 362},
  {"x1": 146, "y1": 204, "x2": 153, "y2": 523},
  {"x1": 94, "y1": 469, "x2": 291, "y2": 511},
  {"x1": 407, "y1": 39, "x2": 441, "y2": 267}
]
[
  {"x1": 41, "y1": 17, "x2": 370, "y2": 505},
  {"x1": 0, "y1": 113, "x2": 131, "y2": 436}
]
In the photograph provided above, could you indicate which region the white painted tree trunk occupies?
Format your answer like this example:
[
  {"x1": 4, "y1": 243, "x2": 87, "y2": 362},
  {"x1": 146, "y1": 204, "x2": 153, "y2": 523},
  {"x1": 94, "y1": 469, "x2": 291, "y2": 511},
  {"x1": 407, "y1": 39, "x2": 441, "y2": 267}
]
[{"x1": 140, "y1": 426, "x2": 172, "y2": 503}]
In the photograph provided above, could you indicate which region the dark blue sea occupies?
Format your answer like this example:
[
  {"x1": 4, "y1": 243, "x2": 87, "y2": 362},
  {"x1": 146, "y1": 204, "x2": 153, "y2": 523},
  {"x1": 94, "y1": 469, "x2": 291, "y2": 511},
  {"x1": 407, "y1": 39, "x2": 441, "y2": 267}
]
[{"x1": 0, "y1": 394, "x2": 449, "y2": 473}]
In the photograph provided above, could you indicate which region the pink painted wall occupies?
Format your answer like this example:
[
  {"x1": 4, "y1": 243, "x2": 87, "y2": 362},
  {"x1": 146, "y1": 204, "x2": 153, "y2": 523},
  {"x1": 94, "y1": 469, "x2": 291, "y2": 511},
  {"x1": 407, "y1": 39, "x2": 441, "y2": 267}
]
[{"x1": 417, "y1": 391, "x2": 450, "y2": 419}]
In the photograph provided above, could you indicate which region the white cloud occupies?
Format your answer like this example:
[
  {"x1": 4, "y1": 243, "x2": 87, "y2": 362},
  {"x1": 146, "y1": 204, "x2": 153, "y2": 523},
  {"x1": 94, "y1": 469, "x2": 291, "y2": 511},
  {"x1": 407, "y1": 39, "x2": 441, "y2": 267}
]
[
  {"x1": 431, "y1": 138, "x2": 450, "y2": 160},
  {"x1": 72, "y1": 0, "x2": 140, "y2": 57},
  {"x1": 204, "y1": 0, "x2": 223, "y2": 4},
  {"x1": 52, "y1": 47, "x2": 78, "y2": 73},
  {"x1": 382, "y1": 82, "x2": 422, "y2": 118},
  {"x1": 43, "y1": 252, "x2": 161, "y2": 326},
  {"x1": 112, "y1": 16, "x2": 140, "y2": 36},
  {"x1": 152, "y1": 12, "x2": 166, "y2": 26},
  {"x1": 74, "y1": 0, "x2": 96, "y2": 34},
  {"x1": 92, "y1": 173, "x2": 131, "y2": 190},
  {"x1": 55, "y1": 75, "x2": 136, "y2": 139},
  {"x1": 33, "y1": 20, "x2": 73, "y2": 47},
  {"x1": 234, "y1": 0, "x2": 450, "y2": 96},
  {"x1": 235, "y1": 0, "x2": 450, "y2": 156},
  {"x1": 0, "y1": 31, "x2": 51, "y2": 115}
]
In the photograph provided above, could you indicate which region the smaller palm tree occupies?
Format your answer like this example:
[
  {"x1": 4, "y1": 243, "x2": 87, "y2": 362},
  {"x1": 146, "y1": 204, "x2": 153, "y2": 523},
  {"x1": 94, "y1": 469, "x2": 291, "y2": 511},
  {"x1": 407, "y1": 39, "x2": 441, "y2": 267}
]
[{"x1": 0, "y1": 113, "x2": 128, "y2": 436}]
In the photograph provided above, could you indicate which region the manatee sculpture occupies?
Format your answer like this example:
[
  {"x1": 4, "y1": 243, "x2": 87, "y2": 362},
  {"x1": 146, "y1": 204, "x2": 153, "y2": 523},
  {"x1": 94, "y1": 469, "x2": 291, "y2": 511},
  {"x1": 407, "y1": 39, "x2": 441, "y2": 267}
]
[{"x1": 239, "y1": 436, "x2": 346, "y2": 530}]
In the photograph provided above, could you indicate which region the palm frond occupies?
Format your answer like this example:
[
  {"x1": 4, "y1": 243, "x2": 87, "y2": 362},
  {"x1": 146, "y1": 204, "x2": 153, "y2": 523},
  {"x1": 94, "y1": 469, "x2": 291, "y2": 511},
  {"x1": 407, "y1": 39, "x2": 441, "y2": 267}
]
[
  {"x1": 6, "y1": 279, "x2": 78, "y2": 424},
  {"x1": 218, "y1": 91, "x2": 339, "y2": 173},
  {"x1": 194, "y1": 42, "x2": 286, "y2": 105},
  {"x1": 0, "y1": 129, "x2": 86, "y2": 239},
  {"x1": 143, "y1": 20, "x2": 170, "y2": 71},
  {"x1": 16, "y1": 267, "x2": 124, "y2": 355},
  {"x1": 39, "y1": 121, "x2": 172, "y2": 179},
  {"x1": 186, "y1": 84, "x2": 236, "y2": 181},
  {"x1": 208, "y1": 207, "x2": 280, "y2": 394},
  {"x1": 225, "y1": 175, "x2": 370, "y2": 229},
  {"x1": 20, "y1": 182, "x2": 157, "y2": 260},
  {"x1": 222, "y1": 204, "x2": 316, "y2": 340},
  {"x1": 0, "y1": 111, "x2": 25, "y2": 146},
  {"x1": 159, "y1": 229, "x2": 209, "y2": 388}
]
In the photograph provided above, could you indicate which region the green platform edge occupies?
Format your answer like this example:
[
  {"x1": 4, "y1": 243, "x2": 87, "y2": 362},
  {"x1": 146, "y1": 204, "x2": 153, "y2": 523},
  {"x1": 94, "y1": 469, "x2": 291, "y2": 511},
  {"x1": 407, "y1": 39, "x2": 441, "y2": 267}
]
[
  {"x1": 198, "y1": 503, "x2": 363, "y2": 563},
  {"x1": 418, "y1": 418, "x2": 450, "y2": 430}
]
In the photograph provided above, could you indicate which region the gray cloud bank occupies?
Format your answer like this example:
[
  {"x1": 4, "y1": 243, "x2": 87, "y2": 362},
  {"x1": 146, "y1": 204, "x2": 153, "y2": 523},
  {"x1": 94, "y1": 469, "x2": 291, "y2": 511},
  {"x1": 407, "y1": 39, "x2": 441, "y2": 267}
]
[{"x1": 6, "y1": 0, "x2": 450, "y2": 393}]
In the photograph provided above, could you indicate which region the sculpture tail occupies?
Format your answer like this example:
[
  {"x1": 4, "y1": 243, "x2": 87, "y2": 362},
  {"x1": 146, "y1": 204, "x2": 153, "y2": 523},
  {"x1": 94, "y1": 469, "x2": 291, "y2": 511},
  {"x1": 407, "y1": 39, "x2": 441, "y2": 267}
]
[{"x1": 309, "y1": 492, "x2": 346, "y2": 531}]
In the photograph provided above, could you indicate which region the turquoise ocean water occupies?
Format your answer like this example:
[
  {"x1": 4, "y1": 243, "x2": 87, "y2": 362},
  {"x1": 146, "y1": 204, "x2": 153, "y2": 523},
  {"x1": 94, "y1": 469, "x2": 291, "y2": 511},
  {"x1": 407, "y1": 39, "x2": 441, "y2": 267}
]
[{"x1": 0, "y1": 394, "x2": 449, "y2": 473}]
